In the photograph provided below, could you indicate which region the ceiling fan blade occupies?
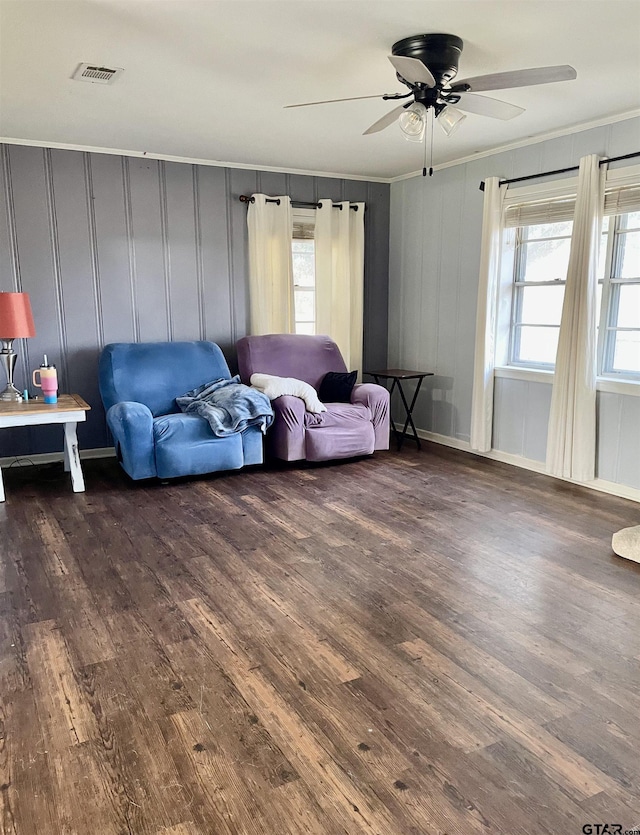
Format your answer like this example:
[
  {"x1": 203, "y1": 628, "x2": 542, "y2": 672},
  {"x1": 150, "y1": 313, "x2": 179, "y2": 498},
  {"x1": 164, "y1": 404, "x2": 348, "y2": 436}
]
[
  {"x1": 363, "y1": 103, "x2": 408, "y2": 135},
  {"x1": 388, "y1": 55, "x2": 436, "y2": 88},
  {"x1": 454, "y1": 93, "x2": 525, "y2": 120},
  {"x1": 284, "y1": 94, "x2": 391, "y2": 108},
  {"x1": 453, "y1": 65, "x2": 577, "y2": 92}
]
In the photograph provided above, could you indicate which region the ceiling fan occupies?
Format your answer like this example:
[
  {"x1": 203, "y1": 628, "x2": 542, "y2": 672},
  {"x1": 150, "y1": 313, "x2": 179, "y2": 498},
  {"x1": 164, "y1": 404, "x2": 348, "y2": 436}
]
[{"x1": 285, "y1": 34, "x2": 577, "y2": 165}]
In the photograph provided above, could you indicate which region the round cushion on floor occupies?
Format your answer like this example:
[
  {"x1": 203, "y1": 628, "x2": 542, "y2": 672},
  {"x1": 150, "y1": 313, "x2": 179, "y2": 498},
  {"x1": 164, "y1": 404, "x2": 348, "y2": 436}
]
[{"x1": 611, "y1": 525, "x2": 640, "y2": 564}]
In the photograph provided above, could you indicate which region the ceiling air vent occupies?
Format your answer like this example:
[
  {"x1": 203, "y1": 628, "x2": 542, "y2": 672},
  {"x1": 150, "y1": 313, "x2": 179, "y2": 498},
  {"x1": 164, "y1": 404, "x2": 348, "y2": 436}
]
[{"x1": 72, "y1": 63, "x2": 124, "y2": 84}]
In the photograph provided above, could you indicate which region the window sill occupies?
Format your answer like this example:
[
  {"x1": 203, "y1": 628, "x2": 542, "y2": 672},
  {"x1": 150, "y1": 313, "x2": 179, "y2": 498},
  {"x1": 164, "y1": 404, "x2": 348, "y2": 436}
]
[
  {"x1": 494, "y1": 366, "x2": 554, "y2": 385},
  {"x1": 494, "y1": 366, "x2": 640, "y2": 397},
  {"x1": 597, "y1": 377, "x2": 640, "y2": 396}
]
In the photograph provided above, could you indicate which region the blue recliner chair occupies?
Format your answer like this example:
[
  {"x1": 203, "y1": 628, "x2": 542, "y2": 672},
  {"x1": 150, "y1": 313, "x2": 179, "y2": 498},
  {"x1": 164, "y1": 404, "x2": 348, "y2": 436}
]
[{"x1": 99, "y1": 341, "x2": 264, "y2": 480}]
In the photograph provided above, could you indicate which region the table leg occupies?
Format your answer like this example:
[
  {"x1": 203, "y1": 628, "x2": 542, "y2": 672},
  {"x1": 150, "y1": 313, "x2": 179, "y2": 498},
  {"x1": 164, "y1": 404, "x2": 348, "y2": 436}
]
[
  {"x1": 397, "y1": 378, "x2": 424, "y2": 451},
  {"x1": 63, "y1": 422, "x2": 85, "y2": 493},
  {"x1": 375, "y1": 376, "x2": 403, "y2": 450},
  {"x1": 0, "y1": 464, "x2": 5, "y2": 502},
  {"x1": 63, "y1": 435, "x2": 70, "y2": 472}
]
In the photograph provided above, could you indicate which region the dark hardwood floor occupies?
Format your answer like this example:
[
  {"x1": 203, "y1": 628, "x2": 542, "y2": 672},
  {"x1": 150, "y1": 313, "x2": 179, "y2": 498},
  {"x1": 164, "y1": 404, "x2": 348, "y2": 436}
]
[{"x1": 1, "y1": 444, "x2": 639, "y2": 835}]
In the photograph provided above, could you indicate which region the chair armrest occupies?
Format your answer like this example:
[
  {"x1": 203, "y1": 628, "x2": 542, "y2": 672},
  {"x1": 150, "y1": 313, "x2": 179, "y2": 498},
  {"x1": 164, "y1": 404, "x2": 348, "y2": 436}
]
[
  {"x1": 269, "y1": 395, "x2": 307, "y2": 461},
  {"x1": 106, "y1": 401, "x2": 157, "y2": 479},
  {"x1": 351, "y1": 384, "x2": 390, "y2": 450}
]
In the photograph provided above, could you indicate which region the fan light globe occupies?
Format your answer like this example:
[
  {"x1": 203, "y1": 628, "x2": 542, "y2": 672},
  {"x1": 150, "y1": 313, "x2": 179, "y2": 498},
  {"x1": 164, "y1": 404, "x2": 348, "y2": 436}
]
[
  {"x1": 398, "y1": 102, "x2": 427, "y2": 142},
  {"x1": 437, "y1": 106, "x2": 467, "y2": 136}
]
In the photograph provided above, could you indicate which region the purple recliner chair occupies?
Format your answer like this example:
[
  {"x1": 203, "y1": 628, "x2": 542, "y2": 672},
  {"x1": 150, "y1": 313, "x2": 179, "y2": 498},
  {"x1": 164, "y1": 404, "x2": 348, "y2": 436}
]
[{"x1": 236, "y1": 334, "x2": 390, "y2": 462}]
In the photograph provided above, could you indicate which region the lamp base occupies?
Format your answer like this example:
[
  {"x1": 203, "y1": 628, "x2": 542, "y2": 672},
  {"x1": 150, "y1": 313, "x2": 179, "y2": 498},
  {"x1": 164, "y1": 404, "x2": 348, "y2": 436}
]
[
  {"x1": 0, "y1": 339, "x2": 22, "y2": 401},
  {"x1": 0, "y1": 382, "x2": 23, "y2": 402}
]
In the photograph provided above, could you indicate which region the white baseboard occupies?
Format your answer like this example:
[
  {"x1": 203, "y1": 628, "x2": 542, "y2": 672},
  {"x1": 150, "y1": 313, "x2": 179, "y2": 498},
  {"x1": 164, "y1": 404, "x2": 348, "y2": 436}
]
[
  {"x1": 4, "y1": 432, "x2": 639, "y2": 505},
  {"x1": 0, "y1": 446, "x2": 115, "y2": 467},
  {"x1": 395, "y1": 425, "x2": 640, "y2": 504}
]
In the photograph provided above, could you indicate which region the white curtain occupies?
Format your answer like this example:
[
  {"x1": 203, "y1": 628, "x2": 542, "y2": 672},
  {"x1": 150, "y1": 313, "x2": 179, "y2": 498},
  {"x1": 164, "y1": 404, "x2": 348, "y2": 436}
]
[
  {"x1": 470, "y1": 177, "x2": 506, "y2": 452},
  {"x1": 546, "y1": 154, "x2": 604, "y2": 481},
  {"x1": 315, "y1": 200, "x2": 365, "y2": 372},
  {"x1": 247, "y1": 194, "x2": 294, "y2": 335}
]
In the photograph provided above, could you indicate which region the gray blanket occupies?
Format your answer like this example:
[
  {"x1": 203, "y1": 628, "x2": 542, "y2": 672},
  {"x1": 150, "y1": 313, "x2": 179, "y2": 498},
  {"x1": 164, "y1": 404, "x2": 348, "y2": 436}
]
[{"x1": 176, "y1": 375, "x2": 274, "y2": 437}]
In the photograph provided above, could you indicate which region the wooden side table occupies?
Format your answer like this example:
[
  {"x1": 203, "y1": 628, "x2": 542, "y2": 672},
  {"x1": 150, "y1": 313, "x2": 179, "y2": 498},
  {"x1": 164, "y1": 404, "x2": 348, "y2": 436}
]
[
  {"x1": 0, "y1": 394, "x2": 91, "y2": 502},
  {"x1": 365, "y1": 369, "x2": 433, "y2": 451}
]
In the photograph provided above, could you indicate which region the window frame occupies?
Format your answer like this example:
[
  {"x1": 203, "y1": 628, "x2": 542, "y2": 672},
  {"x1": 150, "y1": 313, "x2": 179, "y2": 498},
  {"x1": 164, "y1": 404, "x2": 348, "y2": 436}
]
[
  {"x1": 597, "y1": 212, "x2": 640, "y2": 380},
  {"x1": 508, "y1": 222, "x2": 573, "y2": 370},
  {"x1": 501, "y1": 167, "x2": 640, "y2": 382}
]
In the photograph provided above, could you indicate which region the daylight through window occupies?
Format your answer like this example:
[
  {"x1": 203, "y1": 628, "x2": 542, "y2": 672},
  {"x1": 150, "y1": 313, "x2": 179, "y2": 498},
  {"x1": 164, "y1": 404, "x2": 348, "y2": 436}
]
[
  {"x1": 291, "y1": 211, "x2": 316, "y2": 335},
  {"x1": 507, "y1": 207, "x2": 640, "y2": 378}
]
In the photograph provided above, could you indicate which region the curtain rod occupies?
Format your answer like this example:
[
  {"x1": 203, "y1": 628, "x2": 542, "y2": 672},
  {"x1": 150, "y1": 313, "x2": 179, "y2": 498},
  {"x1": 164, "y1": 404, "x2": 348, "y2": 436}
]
[
  {"x1": 478, "y1": 151, "x2": 640, "y2": 192},
  {"x1": 238, "y1": 195, "x2": 360, "y2": 211}
]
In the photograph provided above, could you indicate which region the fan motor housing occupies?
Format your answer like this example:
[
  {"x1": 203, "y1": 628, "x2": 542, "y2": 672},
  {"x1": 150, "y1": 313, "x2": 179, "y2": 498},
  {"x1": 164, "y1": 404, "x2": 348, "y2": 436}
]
[{"x1": 392, "y1": 34, "x2": 464, "y2": 85}]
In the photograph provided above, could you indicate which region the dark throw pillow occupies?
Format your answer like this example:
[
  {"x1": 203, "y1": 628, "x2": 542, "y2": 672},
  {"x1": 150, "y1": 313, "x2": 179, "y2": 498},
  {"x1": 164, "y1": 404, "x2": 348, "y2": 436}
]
[{"x1": 318, "y1": 370, "x2": 357, "y2": 403}]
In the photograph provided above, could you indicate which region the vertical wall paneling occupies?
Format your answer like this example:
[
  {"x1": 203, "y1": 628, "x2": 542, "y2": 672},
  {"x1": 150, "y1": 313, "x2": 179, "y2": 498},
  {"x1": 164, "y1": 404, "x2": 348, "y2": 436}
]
[
  {"x1": 364, "y1": 181, "x2": 390, "y2": 372},
  {"x1": 492, "y1": 378, "x2": 527, "y2": 457},
  {"x1": 122, "y1": 157, "x2": 140, "y2": 342},
  {"x1": 163, "y1": 162, "x2": 201, "y2": 342},
  {"x1": 522, "y1": 381, "x2": 552, "y2": 463},
  {"x1": 596, "y1": 391, "x2": 623, "y2": 483},
  {"x1": 158, "y1": 162, "x2": 173, "y2": 341},
  {"x1": 91, "y1": 153, "x2": 137, "y2": 344},
  {"x1": 8, "y1": 146, "x2": 63, "y2": 453},
  {"x1": 317, "y1": 179, "x2": 344, "y2": 202},
  {"x1": 0, "y1": 144, "x2": 390, "y2": 457},
  {"x1": 49, "y1": 149, "x2": 105, "y2": 448},
  {"x1": 197, "y1": 166, "x2": 233, "y2": 352},
  {"x1": 127, "y1": 158, "x2": 170, "y2": 343},
  {"x1": 0, "y1": 146, "x2": 19, "y2": 291},
  {"x1": 288, "y1": 174, "x2": 317, "y2": 204},
  {"x1": 228, "y1": 167, "x2": 258, "y2": 351},
  {"x1": 192, "y1": 166, "x2": 206, "y2": 341},
  {"x1": 43, "y1": 149, "x2": 70, "y2": 391},
  {"x1": 388, "y1": 115, "x2": 640, "y2": 490},
  {"x1": 0, "y1": 146, "x2": 29, "y2": 454},
  {"x1": 617, "y1": 396, "x2": 640, "y2": 489},
  {"x1": 83, "y1": 153, "x2": 105, "y2": 351},
  {"x1": 257, "y1": 171, "x2": 288, "y2": 198}
]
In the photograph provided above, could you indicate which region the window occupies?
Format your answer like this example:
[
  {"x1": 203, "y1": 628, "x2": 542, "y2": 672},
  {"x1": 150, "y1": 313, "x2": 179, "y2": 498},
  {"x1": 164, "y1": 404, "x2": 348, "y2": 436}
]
[
  {"x1": 599, "y1": 211, "x2": 640, "y2": 376},
  {"x1": 291, "y1": 209, "x2": 316, "y2": 335},
  {"x1": 506, "y1": 195, "x2": 640, "y2": 379},
  {"x1": 509, "y1": 219, "x2": 573, "y2": 367}
]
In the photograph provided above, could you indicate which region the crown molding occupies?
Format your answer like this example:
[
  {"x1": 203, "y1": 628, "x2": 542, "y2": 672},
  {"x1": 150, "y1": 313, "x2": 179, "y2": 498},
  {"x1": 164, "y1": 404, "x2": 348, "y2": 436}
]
[
  {"x1": 388, "y1": 109, "x2": 640, "y2": 183},
  {"x1": 0, "y1": 136, "x2": 390, "y2": 184},
  {"x1": 2, "y1": 108, "x2": 639, "y2": 185}
]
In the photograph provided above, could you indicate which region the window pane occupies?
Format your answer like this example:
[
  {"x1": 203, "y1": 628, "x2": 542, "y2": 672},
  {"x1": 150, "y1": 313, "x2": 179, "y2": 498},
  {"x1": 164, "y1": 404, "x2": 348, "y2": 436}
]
[
  {"x1": 294, "y1": 289, "x2": 314, "y2": 323},
  {"x1": 611, "y1": 330, "x2": 640, "y2": 374},
  {"x1": 291, "y1": 240, "x2": 315, "y2": 287},
  {"x1": 515, "y1": 326, "x2": 559, "y2": 365},
  {"x1": 520, "y1": 238, "x2": 571, "y2": 282},
  {"x1": 519, "y1": 285, "x2": 565, "y2": 326},
  {"x1": 597, "y1": 232, "x2": 608, "y2": 279},
  {"x1": 295, "y1": 322, "x2": 315, "y2": 335},
  {"x1": 620, "y1": 211, "x2": 640, "y2": 231},
  {"x1": 523, "y1": 220, "x2": 573, "y2": 239},
  {"x1": 616, "y1": 229, "x2": 640, "y2": 279},
  {"x1": 616, "y1": 284, "x2": 640, "y2": 328}
]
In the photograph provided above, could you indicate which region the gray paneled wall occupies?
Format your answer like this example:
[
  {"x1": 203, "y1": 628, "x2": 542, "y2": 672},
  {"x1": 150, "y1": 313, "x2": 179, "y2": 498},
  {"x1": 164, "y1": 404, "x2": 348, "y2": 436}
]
[
  {"x1": 492, "y1": 379, "x2": 640, "y2": 489},
  {"x1": 0, "y1": 144, "x2": 390, "y2": 457},
  {"x1": 388, "y1": 115, "x2": 640, "y2": 490}
]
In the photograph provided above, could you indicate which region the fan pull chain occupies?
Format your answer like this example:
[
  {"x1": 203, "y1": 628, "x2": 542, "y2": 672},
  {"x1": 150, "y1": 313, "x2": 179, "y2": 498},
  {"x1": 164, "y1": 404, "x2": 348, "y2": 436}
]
[{"x1": 422, "y1": 110, "x2": 434, "y2": 177}]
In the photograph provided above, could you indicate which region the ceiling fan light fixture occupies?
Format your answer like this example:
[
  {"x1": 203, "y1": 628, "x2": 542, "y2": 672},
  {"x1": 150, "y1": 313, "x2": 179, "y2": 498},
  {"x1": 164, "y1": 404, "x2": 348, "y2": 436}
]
[
  {"x1": 398, "y1": 102, "x2": 427, "y2": 142},
  {"x1": 437, "y1": 106, "x2": 467, "y2": 136}
]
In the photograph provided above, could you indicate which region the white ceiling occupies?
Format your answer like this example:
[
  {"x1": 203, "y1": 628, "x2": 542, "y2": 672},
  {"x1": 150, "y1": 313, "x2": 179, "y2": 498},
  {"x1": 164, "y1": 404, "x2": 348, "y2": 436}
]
[{"x1": 1, "y1": 0, "x2": 639, "y2": 180}]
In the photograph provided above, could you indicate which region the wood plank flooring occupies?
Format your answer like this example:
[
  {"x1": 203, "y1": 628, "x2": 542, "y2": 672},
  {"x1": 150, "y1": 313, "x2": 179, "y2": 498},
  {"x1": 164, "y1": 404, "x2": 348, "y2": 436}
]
[{"x1": 1, "y1": 444, "x2": 639, "y2": 835}]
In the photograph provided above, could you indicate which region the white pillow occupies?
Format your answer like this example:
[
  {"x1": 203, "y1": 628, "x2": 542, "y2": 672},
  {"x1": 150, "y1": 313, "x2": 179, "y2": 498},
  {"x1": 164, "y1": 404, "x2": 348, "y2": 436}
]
[{"x1": 250, "y1": 373, "x2": 326, "y2": 414}]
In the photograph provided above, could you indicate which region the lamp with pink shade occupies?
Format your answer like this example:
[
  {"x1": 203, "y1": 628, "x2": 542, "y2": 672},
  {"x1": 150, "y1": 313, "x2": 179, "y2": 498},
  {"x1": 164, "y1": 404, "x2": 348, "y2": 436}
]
[{"x1": 0, "y1": 292, "x2": 36, "y2": 401}]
